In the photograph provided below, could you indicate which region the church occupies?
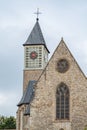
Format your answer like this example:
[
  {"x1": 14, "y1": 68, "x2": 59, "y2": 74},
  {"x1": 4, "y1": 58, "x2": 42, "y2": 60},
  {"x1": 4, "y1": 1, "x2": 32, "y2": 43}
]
[{"x1": 16, "y1": 16, "x2": 87, "y2": 130}]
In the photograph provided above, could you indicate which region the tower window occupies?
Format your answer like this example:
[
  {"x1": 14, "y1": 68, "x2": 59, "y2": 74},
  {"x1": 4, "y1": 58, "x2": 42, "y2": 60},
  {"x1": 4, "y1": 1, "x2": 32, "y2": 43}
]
[
  {"x1": 56, "y1": 82, "x2": 69, "y2": 120},
  {"x1": 25, "y1": 46, "x2": 42, "y2": 69}
]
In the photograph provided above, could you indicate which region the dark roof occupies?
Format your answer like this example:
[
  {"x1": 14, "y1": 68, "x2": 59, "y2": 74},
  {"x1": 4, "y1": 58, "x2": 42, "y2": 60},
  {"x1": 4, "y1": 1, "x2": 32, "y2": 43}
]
[
  {"x1": 24, "y1": 105, "x2": 30, "y2": 116},
  {"x1": 23, "y1": 20, "x2": 50, "y2": 53},
  {"x1": 17, "y1": 80, "x2": 36, "y2": 106}
]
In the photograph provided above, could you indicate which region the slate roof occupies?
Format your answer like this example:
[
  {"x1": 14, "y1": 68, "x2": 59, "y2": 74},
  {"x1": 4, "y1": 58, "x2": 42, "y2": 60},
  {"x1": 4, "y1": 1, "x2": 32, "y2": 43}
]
[
  {"x1": 17, "y1": 80, "x2": 36, "y2": 106},
  {"x1": 24, "y1": 105, "x2": 30, "y2": 115},
  {"x1": 23, "y1": 20, "x2": 50, "y2": 53}
]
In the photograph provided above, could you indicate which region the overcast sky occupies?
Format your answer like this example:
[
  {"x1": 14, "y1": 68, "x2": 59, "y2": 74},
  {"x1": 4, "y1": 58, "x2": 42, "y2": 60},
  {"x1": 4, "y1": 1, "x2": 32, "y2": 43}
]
[{"x1": 0, "y1": 0, "x2": 87, "y2": 117}]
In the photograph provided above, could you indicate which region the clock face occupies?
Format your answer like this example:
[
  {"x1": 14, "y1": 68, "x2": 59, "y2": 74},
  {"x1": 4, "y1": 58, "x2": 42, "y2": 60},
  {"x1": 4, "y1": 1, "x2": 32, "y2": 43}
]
[
  {"x1": 30, "y1": 51, "x2": 38, "y2": 59},
  {"x1": 57, "y1": 59, "x2": 69, "y2": 73}
]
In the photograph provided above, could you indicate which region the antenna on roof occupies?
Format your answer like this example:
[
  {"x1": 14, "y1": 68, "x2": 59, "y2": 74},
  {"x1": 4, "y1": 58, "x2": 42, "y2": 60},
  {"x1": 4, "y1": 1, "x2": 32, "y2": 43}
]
[{"x1": 34, "y1": 8, "x2": 42, "y2": 21}]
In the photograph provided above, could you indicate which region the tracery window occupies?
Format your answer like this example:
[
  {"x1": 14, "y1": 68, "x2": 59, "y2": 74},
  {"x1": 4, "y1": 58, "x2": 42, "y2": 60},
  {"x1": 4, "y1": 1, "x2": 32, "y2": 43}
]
[{"x1": 56, "y1": 82, "x2": 69, "y2": 120}]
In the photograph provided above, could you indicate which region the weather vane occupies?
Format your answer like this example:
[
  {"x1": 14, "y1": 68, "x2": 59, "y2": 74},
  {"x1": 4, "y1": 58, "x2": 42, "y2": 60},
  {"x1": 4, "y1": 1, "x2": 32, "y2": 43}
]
[{"x1": 34, "y1": 8, "x2": 41, "y2": 21}]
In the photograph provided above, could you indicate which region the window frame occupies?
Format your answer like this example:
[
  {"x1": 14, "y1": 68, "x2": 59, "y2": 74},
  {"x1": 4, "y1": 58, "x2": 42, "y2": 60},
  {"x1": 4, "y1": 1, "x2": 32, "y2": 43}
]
[{"x1": 56, "y1": 82, "x2": 70, "y2": 120}]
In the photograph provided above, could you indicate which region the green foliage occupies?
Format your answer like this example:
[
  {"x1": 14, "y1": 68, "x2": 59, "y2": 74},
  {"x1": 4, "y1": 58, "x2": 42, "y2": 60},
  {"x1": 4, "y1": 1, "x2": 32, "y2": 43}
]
[
  {"x1": 0, "y1": 116, "x2": 16, "y2": 129},
  {"x1": 84, "y1": 127, "x2": 87, "y2": 130}
]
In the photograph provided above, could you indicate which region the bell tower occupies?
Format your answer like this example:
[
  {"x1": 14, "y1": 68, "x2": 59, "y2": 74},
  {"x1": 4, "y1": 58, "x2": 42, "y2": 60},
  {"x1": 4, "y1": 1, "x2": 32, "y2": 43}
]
[{"x1": 23, "y1": 18, "x2": 50, "y2": 91}]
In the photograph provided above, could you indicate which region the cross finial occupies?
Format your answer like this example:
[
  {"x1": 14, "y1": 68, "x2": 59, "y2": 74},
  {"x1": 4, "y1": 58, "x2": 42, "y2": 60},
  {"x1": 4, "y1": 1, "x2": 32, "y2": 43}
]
[{"x1": 34, "y1": 8, "x2": 41, "y2": 21}]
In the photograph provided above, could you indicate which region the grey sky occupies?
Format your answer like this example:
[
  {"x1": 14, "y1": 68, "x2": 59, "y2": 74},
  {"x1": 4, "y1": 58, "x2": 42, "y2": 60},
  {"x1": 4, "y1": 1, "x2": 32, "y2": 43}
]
[{"x1": 0, "y1": 0, "x2": 87, "y2": 116}]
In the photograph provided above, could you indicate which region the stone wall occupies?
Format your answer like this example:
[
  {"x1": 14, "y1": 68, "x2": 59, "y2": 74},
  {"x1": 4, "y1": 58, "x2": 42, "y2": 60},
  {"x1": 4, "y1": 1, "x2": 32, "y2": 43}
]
[
  {"x1": 23, "y1": 69, "x2": 42, "y2": 91},
  {"x1": 17, "y1": 69, "x2": 43, "y2": 130},
  {"x1": 17, "y1": 40, "x2": 87, "y2": 130},
  {"x1": 29, "y1": 40, "x2": 87, "y2": 130}
]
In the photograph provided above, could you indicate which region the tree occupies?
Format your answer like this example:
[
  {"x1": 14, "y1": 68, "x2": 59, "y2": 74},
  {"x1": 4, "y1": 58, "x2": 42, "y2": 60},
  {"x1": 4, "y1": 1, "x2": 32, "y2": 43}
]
[
  {"x1": 0, "y1": 116, "x2": 16, "y2": 129},
  {"x1": 0, "y1": 116, "x2": 6, "y2": 129}
]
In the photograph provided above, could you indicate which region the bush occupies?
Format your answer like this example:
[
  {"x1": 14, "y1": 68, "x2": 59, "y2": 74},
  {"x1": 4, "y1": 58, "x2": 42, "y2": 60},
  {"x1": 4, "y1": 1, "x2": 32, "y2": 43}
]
[{"x1": 0, "y1": 116, "x2": 16, "y2": 129}]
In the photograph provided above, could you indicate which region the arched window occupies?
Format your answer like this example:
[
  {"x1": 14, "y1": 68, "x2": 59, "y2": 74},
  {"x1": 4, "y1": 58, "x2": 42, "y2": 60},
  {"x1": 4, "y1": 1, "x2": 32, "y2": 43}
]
[{"x1": 56, "y1": 82, "x2": 69, "y2": 120}]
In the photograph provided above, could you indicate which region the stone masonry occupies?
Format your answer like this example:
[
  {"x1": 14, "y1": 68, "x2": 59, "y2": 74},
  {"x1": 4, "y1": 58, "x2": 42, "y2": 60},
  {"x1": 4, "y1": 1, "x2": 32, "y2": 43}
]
[
  {"x1": 23, "y1": 69, "x2": 42, "y2": 91},
  {"x1": 28, "y1": 39, "x2": 87, "y2": 130},
  {"x1": 17, "y1": 19, "x2": 87, "y2": 130}
]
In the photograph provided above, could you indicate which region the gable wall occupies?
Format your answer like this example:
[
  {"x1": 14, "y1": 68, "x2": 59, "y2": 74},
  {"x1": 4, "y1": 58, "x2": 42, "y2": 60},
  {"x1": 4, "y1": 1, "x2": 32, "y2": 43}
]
[{"x1": 29, "y1": 41, "x2": 87, "y2": 130}]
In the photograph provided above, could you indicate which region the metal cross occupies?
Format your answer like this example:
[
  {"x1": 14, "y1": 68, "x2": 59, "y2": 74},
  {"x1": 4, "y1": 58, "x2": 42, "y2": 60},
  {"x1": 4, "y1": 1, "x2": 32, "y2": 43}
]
[{"x1": 34, "y1": 8, "x2": 41, "y2": 21}]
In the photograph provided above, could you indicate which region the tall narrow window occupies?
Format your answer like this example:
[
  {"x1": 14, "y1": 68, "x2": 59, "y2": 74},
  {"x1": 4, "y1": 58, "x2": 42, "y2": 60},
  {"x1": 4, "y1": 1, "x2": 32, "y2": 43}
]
[{"x1": 56, "y1": 82, "x2": 69, "y2": 120}]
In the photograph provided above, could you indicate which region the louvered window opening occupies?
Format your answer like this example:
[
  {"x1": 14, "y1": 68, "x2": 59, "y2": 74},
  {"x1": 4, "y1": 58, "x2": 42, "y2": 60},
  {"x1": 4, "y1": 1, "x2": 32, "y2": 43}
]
[
  {"x1": 56, "y1": 83, "x2": 69, "y2": 120},
  {"x1": 25, "y1": 46, "x2": 42, "y2": 68}
]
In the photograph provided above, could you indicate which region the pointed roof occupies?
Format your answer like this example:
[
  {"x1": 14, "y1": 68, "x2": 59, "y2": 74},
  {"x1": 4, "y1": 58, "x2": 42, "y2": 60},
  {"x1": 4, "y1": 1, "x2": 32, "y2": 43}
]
[
  {"x1": 37, "y1": 37, "x2": 86, "y2": 82},
  {"x1": 23, "y1": 20, "x2": 50, "y2": 53}
]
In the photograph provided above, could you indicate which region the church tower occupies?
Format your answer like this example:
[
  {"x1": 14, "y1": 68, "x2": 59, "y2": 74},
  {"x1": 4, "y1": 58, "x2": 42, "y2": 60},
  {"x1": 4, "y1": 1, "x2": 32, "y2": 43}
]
[
  {"x1": 23, "y1": 18, "x2": 49, "y2": 91},
  {"x1": 17, "y1": 16, "x2": 49, "y2": 130}
]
